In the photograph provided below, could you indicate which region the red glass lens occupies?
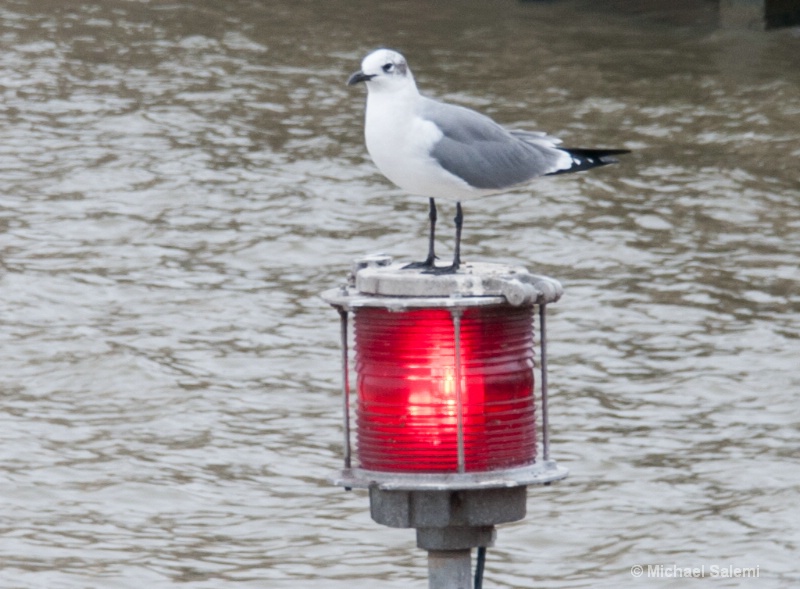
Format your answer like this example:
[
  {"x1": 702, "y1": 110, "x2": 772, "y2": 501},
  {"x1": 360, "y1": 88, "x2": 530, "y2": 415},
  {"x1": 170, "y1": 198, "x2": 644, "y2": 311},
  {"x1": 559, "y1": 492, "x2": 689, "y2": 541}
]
[{"x1": 354, "y1": 305, "x2": 536, "y2": 473}]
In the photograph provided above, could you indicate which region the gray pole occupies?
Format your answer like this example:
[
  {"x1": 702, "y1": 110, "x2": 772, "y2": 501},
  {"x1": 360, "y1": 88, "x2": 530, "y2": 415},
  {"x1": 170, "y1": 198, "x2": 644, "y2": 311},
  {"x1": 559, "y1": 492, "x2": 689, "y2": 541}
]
[{"x1": 428, "y1": 550, "x2": 471, "y2": 589}]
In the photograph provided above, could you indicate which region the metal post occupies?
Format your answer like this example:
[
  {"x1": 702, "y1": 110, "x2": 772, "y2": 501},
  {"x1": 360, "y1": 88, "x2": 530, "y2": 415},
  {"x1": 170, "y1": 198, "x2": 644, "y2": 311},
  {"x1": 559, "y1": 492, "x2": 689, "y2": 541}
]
[
  {"x1": 427, "y1": 549, "x2": 471, "y2": 589},
  {"x1": 337, "y1": 308, "x2": 352, "y2": 471},
  {"x1": 539, "y1": 304, "x2": 550, "y2": 462},
  {"x1": 451, "y1": 309, "x2": 466, "y2": 474}
]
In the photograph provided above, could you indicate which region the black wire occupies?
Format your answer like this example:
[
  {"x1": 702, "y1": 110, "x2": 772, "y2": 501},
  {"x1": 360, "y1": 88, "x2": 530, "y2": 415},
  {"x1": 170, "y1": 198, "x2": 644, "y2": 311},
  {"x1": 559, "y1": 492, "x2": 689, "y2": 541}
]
[{"x1": 474, "y1": 546, "x2": 486, "y2": 589}]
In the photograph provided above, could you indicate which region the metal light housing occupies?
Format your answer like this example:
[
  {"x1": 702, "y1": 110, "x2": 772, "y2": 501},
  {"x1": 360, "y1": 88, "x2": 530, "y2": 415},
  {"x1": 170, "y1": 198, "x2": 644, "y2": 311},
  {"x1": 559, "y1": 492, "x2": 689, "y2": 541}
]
[{"x1": 322, "y1": 256, "x2": 568, "y2": 585}]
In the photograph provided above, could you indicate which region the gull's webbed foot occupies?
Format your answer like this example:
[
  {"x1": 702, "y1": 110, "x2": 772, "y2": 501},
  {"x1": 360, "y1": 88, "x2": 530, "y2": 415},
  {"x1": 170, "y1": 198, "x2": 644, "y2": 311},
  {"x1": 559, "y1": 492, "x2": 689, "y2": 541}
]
[{"x1": 402, "y1": 255, "x2": 437, "y2": 270}]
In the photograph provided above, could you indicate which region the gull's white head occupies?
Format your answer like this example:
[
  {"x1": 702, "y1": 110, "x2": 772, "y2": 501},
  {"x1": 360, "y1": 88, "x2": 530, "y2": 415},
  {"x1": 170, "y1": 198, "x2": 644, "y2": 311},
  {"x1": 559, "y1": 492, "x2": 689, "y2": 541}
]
[{"x1": 347, "y1": 49, "x2": 416, "y2": 93}]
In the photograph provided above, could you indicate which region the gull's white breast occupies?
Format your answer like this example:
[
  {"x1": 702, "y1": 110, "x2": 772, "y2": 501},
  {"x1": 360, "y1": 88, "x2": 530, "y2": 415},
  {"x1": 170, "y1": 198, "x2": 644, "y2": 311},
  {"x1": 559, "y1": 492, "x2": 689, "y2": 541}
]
[{"x1": 363, "y1": 91, "x2": 490, "y2": 201}]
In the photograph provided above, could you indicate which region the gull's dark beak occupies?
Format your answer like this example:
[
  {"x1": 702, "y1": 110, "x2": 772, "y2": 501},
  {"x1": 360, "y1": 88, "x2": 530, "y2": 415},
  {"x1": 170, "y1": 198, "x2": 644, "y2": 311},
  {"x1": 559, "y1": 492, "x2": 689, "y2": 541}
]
[{"x1": 347, "y1": 70, "x2": 374, "y2": 86}]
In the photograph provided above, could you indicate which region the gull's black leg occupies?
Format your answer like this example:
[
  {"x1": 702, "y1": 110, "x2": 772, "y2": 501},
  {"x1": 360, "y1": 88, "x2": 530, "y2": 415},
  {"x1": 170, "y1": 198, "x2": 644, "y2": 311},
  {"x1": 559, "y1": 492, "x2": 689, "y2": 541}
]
[
  {"x1": 452, "y1": 201, "x2": 463, "y2": 269},
  {"x1": 424, "y1": 201, "x2": 462, "y2": 275},
  {"x1": 403, "y1": 197, "x2": 438, "y2": 269},
  {"x1": 426, "y1": 197, "x2": 438, "y2": 264}
]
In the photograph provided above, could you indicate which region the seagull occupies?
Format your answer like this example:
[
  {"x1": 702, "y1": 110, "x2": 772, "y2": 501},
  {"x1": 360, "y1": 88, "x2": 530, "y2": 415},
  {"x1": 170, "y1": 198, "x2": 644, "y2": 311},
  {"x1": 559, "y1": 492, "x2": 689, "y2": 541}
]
[{"x1": 348, "y1": 48, "x2": 629, "y2": 274}]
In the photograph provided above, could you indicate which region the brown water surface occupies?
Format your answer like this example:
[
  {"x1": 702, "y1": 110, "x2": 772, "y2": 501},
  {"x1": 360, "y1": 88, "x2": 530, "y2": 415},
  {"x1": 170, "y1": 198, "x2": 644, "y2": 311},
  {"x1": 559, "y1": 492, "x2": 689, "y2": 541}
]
[{"x1": 1, "y1": 1, "x2": 798, "y2": 587}]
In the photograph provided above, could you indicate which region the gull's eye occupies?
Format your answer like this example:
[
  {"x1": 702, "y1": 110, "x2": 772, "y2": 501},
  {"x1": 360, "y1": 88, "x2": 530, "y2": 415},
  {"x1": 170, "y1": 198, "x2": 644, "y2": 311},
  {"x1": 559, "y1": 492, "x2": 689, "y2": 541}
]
[{"x1": 382, "y1": 63, "x2": 394, "y2": 73}]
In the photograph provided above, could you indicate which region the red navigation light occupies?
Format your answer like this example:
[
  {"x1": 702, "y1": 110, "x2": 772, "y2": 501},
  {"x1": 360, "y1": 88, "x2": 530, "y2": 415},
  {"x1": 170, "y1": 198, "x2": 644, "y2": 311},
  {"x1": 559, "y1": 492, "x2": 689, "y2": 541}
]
[
  {"x1": 322, "y1": 259, "x2": 569, "y2": 587},
  {"x1": 354, "y1": 304, "x2": 536, "y2": 473}
]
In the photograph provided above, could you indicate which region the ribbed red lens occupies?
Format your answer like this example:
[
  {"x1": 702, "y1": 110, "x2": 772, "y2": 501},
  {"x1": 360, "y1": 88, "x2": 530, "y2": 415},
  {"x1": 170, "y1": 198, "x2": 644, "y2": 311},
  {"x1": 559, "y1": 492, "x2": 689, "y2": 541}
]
[{"x1": 354, "y1": 305, "x2": 536, "y2": 473}]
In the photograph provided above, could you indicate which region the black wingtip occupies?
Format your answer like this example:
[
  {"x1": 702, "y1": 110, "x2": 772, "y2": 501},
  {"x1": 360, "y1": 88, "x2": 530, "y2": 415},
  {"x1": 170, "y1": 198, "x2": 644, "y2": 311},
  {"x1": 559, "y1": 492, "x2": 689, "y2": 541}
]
[{"x1": 548, "y1": 148, "x2": 630, "y2": 175}]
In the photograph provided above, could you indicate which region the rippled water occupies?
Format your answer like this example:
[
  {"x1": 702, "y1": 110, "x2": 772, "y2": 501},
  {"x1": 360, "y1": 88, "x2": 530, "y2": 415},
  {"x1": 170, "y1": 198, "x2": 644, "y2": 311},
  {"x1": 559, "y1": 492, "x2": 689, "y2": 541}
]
[{"x1": 1, "y1": 1, "x2": 798, "y2": 587}]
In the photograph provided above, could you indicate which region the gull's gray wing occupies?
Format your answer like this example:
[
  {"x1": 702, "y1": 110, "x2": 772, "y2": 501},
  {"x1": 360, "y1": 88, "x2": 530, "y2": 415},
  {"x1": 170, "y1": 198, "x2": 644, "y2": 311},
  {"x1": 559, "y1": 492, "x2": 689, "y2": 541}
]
[{"x1": 419, "y1": 98, "x2": 566, "y2": 190}]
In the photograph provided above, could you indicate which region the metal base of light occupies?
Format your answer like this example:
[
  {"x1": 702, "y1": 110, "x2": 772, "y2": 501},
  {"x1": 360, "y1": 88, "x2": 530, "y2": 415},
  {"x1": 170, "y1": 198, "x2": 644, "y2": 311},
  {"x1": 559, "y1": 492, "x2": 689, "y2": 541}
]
[
  {"x1": 332, "y1": 460, "x2": 568, "y2": 491},
  {"x1": 349, "y1": 463, "x2": 568, "y2": 587},
  {"x1": 370, "y1": 486, "x2": 519, "y2": 547},
  {"x1": 367, "y1": 484, "x2": 523, "y2": 589}
]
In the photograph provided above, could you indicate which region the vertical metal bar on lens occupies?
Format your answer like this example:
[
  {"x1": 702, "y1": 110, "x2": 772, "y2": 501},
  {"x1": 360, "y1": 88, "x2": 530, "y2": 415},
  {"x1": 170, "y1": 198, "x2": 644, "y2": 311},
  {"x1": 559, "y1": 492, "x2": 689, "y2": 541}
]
[
  {"x1": 337, "y1": 308, "x2": 352, "y2": 471},
  {"x1": 451, "y1": 309, "x2": 466, "y2": 474},
  {"x1": 539, "y1": 304, "x2": 550, "y2": 462}
]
